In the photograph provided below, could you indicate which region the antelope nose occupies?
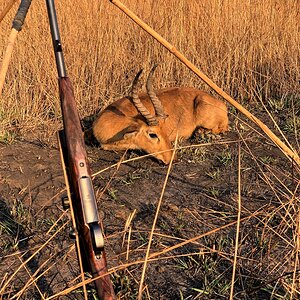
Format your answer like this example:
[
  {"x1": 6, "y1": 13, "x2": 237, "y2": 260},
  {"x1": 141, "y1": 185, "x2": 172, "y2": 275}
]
[{"x1": 163, "y1": 150, "x2": 176, "y2": 165}]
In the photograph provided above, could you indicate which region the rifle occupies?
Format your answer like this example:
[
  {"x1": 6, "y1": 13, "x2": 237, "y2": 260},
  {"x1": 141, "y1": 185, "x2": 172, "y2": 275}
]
[{"x1": 45, "y1": 0, "x2": 116, "y2": 299}]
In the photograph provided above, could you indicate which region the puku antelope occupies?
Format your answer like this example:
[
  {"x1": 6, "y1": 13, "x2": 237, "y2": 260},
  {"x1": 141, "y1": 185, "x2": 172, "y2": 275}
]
[{"x1": 92, "y1": 66, "x2": 229, "y2": 164}]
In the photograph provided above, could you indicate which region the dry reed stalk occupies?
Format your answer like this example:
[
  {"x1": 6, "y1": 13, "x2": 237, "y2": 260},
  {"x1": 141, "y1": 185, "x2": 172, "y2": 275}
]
[
  {"x1": 229, "y1": 141, "x2": 242, "y2": 300},
  {"x1": 121, "y1": 209, "x2": 136, "y2": 250},
  {"x1": 0, "y1": 273, "x2": 8, "y2": 291},
  {"x1": 110, "y1": 0, "x2": 300, "y2": 167},
  {"x1": 46, "y1": 210, "x2": 68, "y2": 235},
  {"x1": 258, "y1": 97, "x2": 296, "y2": 153},
  {"x1": 126, "y1": 226, "x2": 133, "y2": 261},
  {"x1": 237, "y1": 132, "x2": 300, "y2": 294},
  {"x1": 291, "y1": 207, "x2": 300, "y2": 299},
  {"x1": 17, "y1": 256, "x2": 45, "y2": 300},
  {"x1": 137, "y1": 136, "x2": 177, "y2": 300},
  {"x1": 238, "y1": 134, "x2": 297, "y2": 246},
  {"x1": 95, "y1": 150, "x2": 126, "y2": 200},
  {"x1": 45, "y1": 269, "x2": 117, "y2": 300},
  {"x1": 147, "y1": 212, "x2": 260, "y2": 261}
]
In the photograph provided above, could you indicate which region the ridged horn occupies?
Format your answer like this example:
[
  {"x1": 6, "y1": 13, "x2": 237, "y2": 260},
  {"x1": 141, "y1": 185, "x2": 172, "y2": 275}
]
[
  {"x1": 131, "y1": 69, "x2": 158, "y2": 126},
  {"x1": 146, "y1": 65, "x2": 167, "y2": 119}
]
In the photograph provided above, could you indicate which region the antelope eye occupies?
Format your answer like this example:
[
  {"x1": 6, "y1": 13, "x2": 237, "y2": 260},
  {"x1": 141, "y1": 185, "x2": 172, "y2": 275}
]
[{"x1": 149, "y1": 133, "x2": 158, "y2": 139}]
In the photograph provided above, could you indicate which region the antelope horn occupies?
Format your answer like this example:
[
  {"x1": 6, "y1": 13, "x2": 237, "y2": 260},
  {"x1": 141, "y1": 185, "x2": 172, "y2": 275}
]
[
  {"x1": 146, "y1": 65, "x2": 167, "y2": 119},
  {"x1": 131, "y1": 69, "x2": 158, "y2": 126}
]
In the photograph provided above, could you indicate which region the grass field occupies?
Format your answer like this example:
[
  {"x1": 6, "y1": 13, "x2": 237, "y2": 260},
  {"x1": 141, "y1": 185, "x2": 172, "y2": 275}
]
[
  {"x1": 0, "y1": 0, "x2": 299, "y2": 139},
  {"x1": 0, "y1": 0, "x2": 299, "y2": 299}
]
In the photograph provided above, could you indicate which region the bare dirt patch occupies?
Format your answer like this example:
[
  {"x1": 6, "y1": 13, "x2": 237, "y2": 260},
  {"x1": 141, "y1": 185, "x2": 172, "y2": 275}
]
[{"x1": 0, "y1": 112, "x2": 299, "y2": 299}]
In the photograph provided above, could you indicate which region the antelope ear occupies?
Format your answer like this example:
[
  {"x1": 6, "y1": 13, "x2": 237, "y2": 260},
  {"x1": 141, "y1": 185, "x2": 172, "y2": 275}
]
[
  {"x1": 123, "y1": 131, "x2": 138, "y2": 139},
  {"x1": 106, "y1": 124, "x2": 140, "y2": 143}
]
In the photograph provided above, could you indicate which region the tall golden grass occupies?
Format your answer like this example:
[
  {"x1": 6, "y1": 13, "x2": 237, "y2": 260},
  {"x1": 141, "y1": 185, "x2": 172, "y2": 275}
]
[{"x1": 0, "y1": 0, "x2": 299, "y2": 138}]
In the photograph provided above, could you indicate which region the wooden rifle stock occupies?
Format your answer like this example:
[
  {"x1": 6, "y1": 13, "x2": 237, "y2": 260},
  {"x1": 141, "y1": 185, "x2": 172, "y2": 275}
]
[{"x1": 58, "y1": 78, "x2": 115, "y2": 299}]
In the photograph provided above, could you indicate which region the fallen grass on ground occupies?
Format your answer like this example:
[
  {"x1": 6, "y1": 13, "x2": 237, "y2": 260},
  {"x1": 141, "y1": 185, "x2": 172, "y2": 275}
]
[{"x1": 0, "y1": 117, "x2": 299, "y2": 299}]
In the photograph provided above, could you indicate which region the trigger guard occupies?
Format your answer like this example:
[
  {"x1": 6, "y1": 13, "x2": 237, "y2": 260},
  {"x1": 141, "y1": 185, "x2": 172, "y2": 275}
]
[{"x1": 90, "y1": 222, "x2": 105, "y2": 251}]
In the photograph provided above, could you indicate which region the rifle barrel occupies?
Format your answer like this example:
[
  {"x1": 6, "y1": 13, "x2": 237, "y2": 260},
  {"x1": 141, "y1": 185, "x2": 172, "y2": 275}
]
[{"x1": 45, "y1": 0, "x2": 66, "y2": 77}]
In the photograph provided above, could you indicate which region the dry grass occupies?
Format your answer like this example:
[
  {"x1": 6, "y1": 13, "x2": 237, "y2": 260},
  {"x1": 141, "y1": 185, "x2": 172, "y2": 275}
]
[
  {"x1": 0, "y1": 0, "x2": 300, "y2": 299},
  {"x1": 0, "y1": 0, "x2": 299, "y2": 140},
  {"x1": 0, "y1": 136, "x2": 299, "y2": 299}
]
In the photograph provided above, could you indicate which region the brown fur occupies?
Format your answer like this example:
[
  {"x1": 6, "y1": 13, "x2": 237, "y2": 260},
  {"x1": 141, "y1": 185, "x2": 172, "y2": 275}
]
[{"x1": 92, "y1": 86, "x2": 228, "y2": 164}]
